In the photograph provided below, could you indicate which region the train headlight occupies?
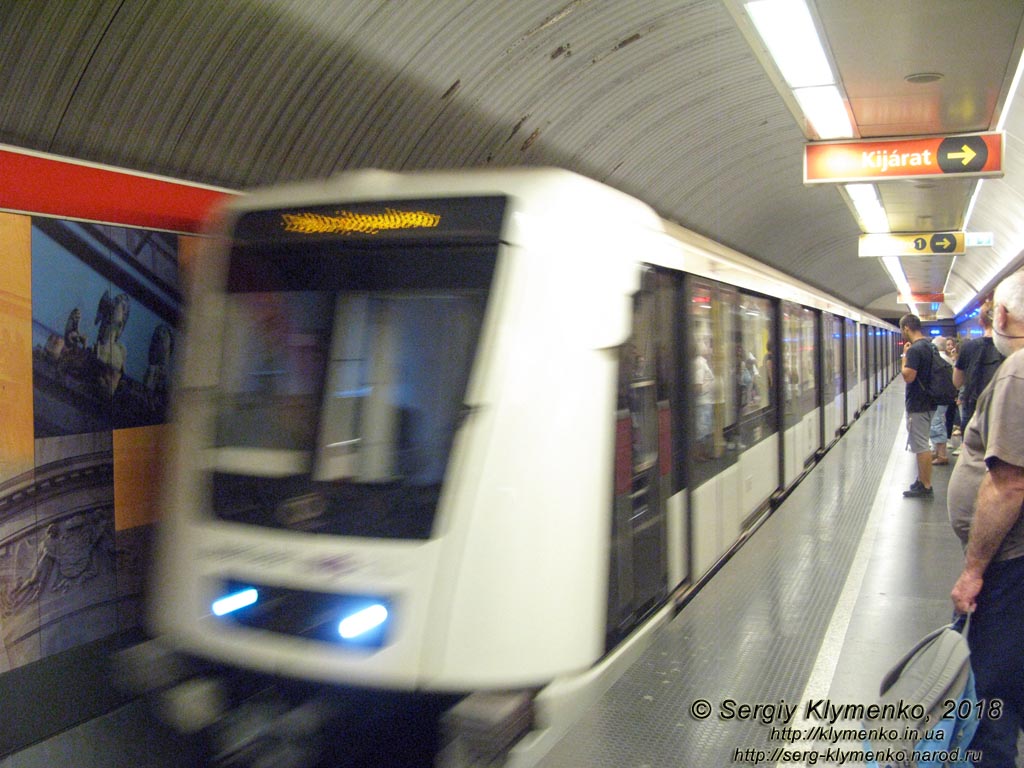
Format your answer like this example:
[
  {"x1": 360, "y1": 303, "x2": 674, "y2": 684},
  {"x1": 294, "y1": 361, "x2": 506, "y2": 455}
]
[
  {"x1": 338, "y1": 603, "x2": 389, "y2": 640},
  {"x1": 211, "y1": 587, "x2": 258, "y2": 616},
  {"x1": 212, "y1": 581, "x2": 392, "y2": 649}
]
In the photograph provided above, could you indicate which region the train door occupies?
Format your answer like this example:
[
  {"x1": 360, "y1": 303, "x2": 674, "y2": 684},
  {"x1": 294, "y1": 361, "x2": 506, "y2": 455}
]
[
  {"x1": 891, "y1": 331, "x2": 900, "y2": 381},
  {"x1": 880, "y1": 331, "x2": 887, "y2": 391},
  {"x1": 844, "y1": 318, "x2": 859, "y2": 421},
  {"x1": 781, "y1": 302, "x2": 819, "y2": 485},
  {"x1": 860, "y1": 325, "x2": 868, "y2": 403},
  {"x1": 868, "y1": 329, "x2": 875, "y2": 398},
  {"x1": 607, "y1": 267, "x2": 677, "y2": 648},
  {"x1": 816, "y1": 311, "x2": 827, "y2": 453},
  {"x1": 880, "y1": 331, "x2": 888, "y2": 382},
  {"x1": 687, "y1": 277, "x2": 738, "y2": 577},
  {"x1": 802, "y1": 306, "x2": 821, "y2": 464},
  {"x1": 822, "y1": 312, "x2": 843, "y2": 446},
  {"x1": 876, "y1": 327, "x2": 884, "y2": 393},
  {"x1": 735, "y1": 291, "x2": 779, "y2": 527}
]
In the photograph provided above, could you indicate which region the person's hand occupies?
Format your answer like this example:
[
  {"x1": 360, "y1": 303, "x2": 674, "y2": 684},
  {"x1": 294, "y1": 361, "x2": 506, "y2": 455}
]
[{"x1": 951, "y1": 570, "x2": 983, "y2": 614}]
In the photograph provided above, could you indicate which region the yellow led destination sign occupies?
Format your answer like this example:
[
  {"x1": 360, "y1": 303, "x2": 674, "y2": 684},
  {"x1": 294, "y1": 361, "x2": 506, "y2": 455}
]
[
  {"x1": 858, "y1": 232, "x2": 965, "y2": 258},
  {"x1": 281, "y1": 208, "x2": 442, "y2": 235},
  {"x1": 234, "y1": 196, "x2": 506, "y2": 243}
]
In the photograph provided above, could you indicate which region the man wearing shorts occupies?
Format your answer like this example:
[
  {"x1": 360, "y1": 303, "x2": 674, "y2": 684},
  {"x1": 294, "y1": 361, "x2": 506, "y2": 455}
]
[{"x1": 899, "y1": 313, "x2": 936, "y2": 497}]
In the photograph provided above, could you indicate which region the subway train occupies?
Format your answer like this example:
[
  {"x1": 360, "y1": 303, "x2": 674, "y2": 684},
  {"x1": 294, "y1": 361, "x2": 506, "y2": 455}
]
[{"x1": 134, "y1": 167, "x2": 901, "y2": 765}]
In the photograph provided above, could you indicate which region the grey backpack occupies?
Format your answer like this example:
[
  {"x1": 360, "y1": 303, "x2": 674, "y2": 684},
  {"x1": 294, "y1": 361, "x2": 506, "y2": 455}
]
[{"x1": 863, "y1": 616, "x2": 980, "y2": 767}]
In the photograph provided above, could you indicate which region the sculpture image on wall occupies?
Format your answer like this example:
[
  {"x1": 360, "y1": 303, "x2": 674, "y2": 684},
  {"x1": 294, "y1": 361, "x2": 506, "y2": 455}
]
[
  {"x1": 0, "y1": 433, "x2": 122, "y2": 670},
  {"x1": 30, "y1": 219, "x2": 181, "y2": 437}
]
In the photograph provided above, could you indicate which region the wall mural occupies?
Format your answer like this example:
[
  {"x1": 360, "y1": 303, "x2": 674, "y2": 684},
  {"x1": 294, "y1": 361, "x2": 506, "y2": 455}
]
[
  {"x1": 31, "y1": 219, "x2": 179, "y2": 436},
  {"x1": 0, "y1": 216, "x2": 181, "y2": 673}
]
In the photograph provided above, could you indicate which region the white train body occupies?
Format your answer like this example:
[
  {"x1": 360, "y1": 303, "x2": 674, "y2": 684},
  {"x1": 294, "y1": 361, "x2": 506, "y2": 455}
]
[{"x1": 148, "y1": 168, "x2": 894, "y2": 711}]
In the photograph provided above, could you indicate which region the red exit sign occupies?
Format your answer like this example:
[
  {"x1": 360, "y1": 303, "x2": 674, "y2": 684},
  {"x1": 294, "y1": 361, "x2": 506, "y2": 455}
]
[{"x1": 805, "y1": 133, "x2": 1003, "y2": 183}]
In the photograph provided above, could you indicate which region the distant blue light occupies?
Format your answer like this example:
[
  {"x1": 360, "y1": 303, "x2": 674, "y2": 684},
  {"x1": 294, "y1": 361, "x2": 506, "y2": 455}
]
[
  {"x1": 338, "y1": 604, "x2": 389, "y2": 639},
  {"x1": 929, "y1": 328, "x2": 941, "y2": 336},
  {"x1": 212, "y1": 587, "x2": 258, "y2": 616}
]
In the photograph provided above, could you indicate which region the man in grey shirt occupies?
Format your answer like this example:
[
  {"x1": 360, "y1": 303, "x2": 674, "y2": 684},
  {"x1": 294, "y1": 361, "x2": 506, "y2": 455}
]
[{"x1": 949, "y1": 269, "x2": 1024, "y2": 767}]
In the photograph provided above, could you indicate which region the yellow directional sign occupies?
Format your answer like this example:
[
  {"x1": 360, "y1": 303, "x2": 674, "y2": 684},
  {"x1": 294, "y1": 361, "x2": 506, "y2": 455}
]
[{"x1": 858, "y1": 232, "x2": 965, "y2": 257}]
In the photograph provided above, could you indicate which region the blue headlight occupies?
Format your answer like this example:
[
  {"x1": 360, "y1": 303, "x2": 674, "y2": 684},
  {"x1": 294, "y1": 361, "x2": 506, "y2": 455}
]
[
  {"x1": 213, "y1": 581, "x2": 392, "y2": 648},
  {"x1": 338, "y1": 603, "x2": 389, "y2": 640},
  {"x1": 212, "y1": 587, "x2": 258, "y2": 616}
]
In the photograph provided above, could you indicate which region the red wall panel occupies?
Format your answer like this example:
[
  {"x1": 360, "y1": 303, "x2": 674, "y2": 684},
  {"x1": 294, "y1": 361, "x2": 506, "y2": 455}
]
[{"x1": 0, "y1": 145, "x2": 234, "y2": 233}]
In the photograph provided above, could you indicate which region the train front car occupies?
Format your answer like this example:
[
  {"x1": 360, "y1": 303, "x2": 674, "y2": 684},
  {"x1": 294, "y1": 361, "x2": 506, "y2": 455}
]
[{"x1": 145, "y1": 169, "x2": 670, "y2": 761}]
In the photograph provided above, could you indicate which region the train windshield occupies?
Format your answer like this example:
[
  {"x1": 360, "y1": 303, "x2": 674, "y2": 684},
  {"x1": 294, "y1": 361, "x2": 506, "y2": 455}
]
[{"x1": 207, "y1": 228, "x2": 498, "y2": 539}]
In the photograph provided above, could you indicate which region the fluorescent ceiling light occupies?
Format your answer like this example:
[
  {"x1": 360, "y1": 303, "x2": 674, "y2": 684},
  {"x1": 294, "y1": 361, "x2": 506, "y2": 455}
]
[
  {"x1": 746, "y1": 0, "x2": 834, "y2": 88},
  {"x1": 997, "y1": 51, "x2": 1024, "y2": 131},
  {"x1": 846, "y1": 183, "x2": 889, "y2": 233},
  {"x1": 962, "y1": 179, "x2": 983, "y2": 231},
  {"x1": 793, "y1": 85, "x2": 854, "y2": 139},
  {"x1": 882, "y1": 256, "x2": 916, "y2": 313}
]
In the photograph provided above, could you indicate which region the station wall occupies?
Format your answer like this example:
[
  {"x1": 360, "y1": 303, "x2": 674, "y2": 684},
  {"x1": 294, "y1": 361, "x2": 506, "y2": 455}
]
[{"x1": 0, "y1": 146, "x2": 230, "y2": 756}]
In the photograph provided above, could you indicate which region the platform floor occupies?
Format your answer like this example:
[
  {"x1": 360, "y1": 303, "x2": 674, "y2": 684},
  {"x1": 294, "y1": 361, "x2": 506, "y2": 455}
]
[
  {"x1": 4, "y1": 382, "x2": 1015, "y2": 768},
  {"x1": 534, "y1": 382, "x2": 992, "y2": 768}
]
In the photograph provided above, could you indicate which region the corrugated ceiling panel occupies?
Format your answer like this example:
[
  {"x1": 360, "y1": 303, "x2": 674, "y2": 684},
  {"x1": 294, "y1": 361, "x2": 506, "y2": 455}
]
[
  {"x1": 4, "y1": 0, "x2": 1002, "y2": 313},
  {"x1": 0, "y1": 0, "x2": 123, "y2": 151},
  {"x1": 949, "y1": 87, "x2": 1024, "y2": 308}
]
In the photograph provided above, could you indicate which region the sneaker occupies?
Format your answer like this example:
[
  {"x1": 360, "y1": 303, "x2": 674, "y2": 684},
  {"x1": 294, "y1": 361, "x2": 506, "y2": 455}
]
[{"x1": 903, "y1": 480, "x2": 934, "y2": 498}]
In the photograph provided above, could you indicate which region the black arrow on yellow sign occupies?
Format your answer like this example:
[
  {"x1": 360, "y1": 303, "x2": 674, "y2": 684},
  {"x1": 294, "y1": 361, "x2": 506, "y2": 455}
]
[
  {"x1": 938, "y1": 136, "x2": 988, "y2": 173},
  {"x1": 930, "y1": 233, "x2": 957, "y2": 253}
]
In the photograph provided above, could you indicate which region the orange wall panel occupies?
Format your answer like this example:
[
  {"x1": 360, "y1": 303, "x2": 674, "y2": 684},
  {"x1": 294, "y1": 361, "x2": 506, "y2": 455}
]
[
  {"x1": 113, "y1": 424, "x2": 170, "y2": 531},
  {"x1": 0, "y1": 213, "x2": 34, "y2": 484},
  {"x1": 177, "y1": 233, "x2": 205, "y2": 287}
]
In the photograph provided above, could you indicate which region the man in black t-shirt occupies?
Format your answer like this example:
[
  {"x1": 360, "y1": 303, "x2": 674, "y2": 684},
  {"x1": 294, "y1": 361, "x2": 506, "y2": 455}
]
[
  {"x1": 899, "y1": 314, "x2": 936, "y2": 497},
  {"x1": 954, "y1": 299, "x2": 1005, "y2": 430}
]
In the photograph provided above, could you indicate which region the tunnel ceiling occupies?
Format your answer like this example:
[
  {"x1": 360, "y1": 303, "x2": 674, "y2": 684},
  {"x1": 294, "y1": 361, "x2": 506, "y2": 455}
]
[{"x1": 4, "y1": 0, "x2": 1024, "y2": 319}]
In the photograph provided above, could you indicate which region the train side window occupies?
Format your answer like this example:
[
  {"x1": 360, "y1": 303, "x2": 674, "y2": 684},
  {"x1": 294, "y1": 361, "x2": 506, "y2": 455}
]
[
  {"x1": 214, "y1": 290, "x2": 333, "y2": 453},
  {"x1": 845, "y1": 318, "x2": 857, "y2": 393},
  {"x1": 781, "y1": 303, "x2": 800, "y2": 428},
  {"x1": 830, "y1": 314, "x2": 843, "y2": 403},
  {"x1": 688, "y1": 280, "x2": 740, "y2": 486},
  {"x1": 799, "y1": 306, "x2": 818, "y2": 416},
  {"x1": 736, "y1": 292, "x2": 777, "y2": 443}
]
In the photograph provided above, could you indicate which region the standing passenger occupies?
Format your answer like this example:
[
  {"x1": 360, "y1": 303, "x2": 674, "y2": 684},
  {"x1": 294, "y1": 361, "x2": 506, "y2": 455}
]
[
  {"x1": 693, "y1": 339, "x2": 715, "y2": 459},
  {"x1": 949, "y1": 270, "x2": 1024, "y2": 767},
  {"x1": 954, "y1": 300, "x2": 1005, "y2": 431},
  {"x1": 899, "y1": 314, "x2": 936, "y2": 497},
  {"x1": 930, "y1": 336, "x2": 952, "y2": 466}
]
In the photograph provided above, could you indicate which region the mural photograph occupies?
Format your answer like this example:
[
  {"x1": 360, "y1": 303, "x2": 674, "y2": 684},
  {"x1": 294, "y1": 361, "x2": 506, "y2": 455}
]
[
  {"x1": 0, "y1": 432, "x2": 116, "y2": 668},
  {"x1": 0, "y1": 215, "x2": 182, "y2": 673},
  {"x1": 31, "y1": 219, "x2": 181, "y2": 437}
]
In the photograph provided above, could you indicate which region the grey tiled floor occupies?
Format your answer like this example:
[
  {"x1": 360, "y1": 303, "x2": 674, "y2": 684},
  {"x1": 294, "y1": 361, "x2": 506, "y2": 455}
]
[{"x1": 534, "y1": 383, "x2": 987, "y2": 767}]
